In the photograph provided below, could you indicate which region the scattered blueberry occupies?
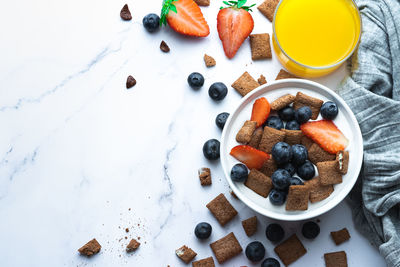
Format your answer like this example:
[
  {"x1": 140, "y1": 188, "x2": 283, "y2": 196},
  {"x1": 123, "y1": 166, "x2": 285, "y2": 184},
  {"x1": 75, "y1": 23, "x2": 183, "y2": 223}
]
[
  {"x1": 272, "y1": 169, "x2": 291, "y2": 190},
  {"x1": 268, "y1": 189, "x2": 287, "y2": 206},
  {"x1": 271, "y1": 142, "x2": 293, "y2": 164},
  {"x1": 285, "y1": 120, "x2": 300, "y2": 130},
  {"x1": 297, "y1": 160, "x2": 315, "y2": 180},
  {"x1": 187, "y1": 72, "x2": 204, "y2": 89},
  {"x1": 281, "y1": 162, "x2": 296, "y2": 176},
  {"x1": 265, "y1": 116, "x2": 284, "y2": 130},
  {"x1": 289, "y1": 177, "x2": 304, "y2": 186},
  {"x1": 208, "y1": 82, "x2": 228, "y2": 101},
  {"x1": 266, "y1": 223, "x2": 285, "y2": 242},
  {"x1": 230, "y1": 163, "x2": 248, "y2": 182},
  {"x1": 194, "y1": 222, "x2": 212, "y2": 239},
  {"x1": 302, "y1": 221, "x2": 320, "y2": 239},
  {"x1": 202, "y1": 139, "x2": 220, "y2": 160},
  {"x1": 278, "y1": 106, "x2": 295, "y2": 121},
  {"x1": 262, "y1": 258, "x2": 281, "y2": 267},
  {"x1": 321, "y1": 101, "x2": 338, "y2": 120},
  {"x1": 295, "y1": 106, "x2": 312, "y2": 124},
  {"x1": 215, "y1": 112, "x2": 229, "y2": 130},
  {"x1": 245, "y1": 241, "x2": 266, "y2": 262},
  {"x1": 291, "y1": 144, "x2": 308, "y2": 166},
  {"x1": 142, "y1": 13, "x2": 160, "y2": 32}
]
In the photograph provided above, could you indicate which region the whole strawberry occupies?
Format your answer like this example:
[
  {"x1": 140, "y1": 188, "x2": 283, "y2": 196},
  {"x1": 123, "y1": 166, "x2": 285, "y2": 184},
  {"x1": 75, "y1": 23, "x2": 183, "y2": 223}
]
[
  {"x1": 160, "y1": 0, "x2": 210, "y2": 37},
  {"x1": 217, "y1": 0, "x2": 255, "y2": 58}
]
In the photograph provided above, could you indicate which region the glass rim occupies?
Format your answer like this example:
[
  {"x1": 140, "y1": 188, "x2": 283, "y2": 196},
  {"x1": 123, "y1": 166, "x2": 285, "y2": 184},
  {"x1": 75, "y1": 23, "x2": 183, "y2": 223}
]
[{"x1": 272, "y1": 0, "x2": 362, "y2": 70}]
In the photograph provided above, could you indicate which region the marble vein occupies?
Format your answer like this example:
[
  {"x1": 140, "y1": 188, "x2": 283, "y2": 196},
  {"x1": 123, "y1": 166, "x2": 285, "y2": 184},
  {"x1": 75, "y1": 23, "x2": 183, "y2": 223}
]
[
  {"x1": 154, "y1": 122, "x2": 177, "y2": 239},
  {"x1": 0, "y1": 58, "x2": 129, "y2": 199},
  {"x1": 0, "y1": 38, "x2": 127, "y2": 113}
]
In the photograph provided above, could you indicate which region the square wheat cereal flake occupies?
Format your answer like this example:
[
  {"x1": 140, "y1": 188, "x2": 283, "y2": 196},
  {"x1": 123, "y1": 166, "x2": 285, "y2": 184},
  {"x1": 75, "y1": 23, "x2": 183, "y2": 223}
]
[
  {"x1": 250, "y1": 33, "x2": 272, "y2": 60},
  {"x1": 210, "y1": 232, "x2": 242, "y2": 263},
  {"x1": 206, "y1": 193, "x2": 238, "y2": 226},
  {"x1": 231, "y1": 71, "x2": 260, "y2": 97}
]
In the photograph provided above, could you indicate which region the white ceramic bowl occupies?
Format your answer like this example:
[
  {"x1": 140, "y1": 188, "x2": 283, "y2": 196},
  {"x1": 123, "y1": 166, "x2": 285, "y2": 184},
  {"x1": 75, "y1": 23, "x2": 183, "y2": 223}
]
[{"x1": 221, "y1": 79, "x2": 363, "y2": 221}]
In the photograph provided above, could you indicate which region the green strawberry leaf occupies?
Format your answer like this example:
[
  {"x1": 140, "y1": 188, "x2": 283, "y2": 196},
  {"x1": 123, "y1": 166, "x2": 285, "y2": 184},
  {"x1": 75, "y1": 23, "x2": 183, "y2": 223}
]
[{"x1": 160, "y1": 0, "x2": 178, "y2": 26}]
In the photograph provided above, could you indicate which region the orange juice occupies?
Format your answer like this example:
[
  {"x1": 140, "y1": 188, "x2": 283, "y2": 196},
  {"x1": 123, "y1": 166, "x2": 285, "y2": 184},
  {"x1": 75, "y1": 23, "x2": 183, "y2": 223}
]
[{"x1": 273, "y1": 0, "x2": 361, "y2": 77}]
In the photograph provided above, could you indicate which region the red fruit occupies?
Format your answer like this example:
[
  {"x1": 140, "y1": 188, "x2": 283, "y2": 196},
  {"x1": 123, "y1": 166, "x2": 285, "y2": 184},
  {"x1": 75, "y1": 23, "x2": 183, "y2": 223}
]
[
  {"x1": 301, "y1": 120, "x2": 349, "y2": 154},
  {"x1": 230, "y1": 145, "x2": 270, "y2": 169},
  {"x1": 160, "y1": 0, "x2": 210, "y2": 37},
  {"x1": 251, "y1": 97, "x2": 271, "y2": 127},
  {"x1": 217, "y1": 1, "x2": 255, "y2": 58}
]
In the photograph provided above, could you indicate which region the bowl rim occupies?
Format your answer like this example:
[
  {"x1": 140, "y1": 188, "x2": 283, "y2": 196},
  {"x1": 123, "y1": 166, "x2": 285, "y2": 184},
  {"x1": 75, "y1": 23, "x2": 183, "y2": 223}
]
[
  {"x1": 272, "y1": 0, "x2": 362, "y2": 70},
  {"x1": 220, "y1": 79, "x2": 363, "y2": 221}
]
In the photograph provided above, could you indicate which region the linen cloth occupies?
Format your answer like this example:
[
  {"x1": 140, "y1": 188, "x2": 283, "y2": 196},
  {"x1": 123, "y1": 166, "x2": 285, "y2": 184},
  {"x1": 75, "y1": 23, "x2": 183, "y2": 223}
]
[{"x1": 338, "y1": 0, "x2": 400, "y2": 266}]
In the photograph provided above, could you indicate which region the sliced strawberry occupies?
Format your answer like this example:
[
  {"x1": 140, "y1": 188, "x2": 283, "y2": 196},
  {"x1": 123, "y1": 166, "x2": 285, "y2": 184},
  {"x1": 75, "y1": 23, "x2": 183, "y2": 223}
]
[
  {"x1": 217, "y1": 1, "x2": 255, "y2": 58},
  {"x1": 301, "y1": 120, "x2": 349, "y2": 154},
  {"x1": 251, "y1": 97, "x2": 270, "y2": 127},
  {"x1": 230, "y1": 145, "x2": 270, "y2": 169},
  {"x1": 161, "y1": 0, "x2": 210, "y2": 37}
]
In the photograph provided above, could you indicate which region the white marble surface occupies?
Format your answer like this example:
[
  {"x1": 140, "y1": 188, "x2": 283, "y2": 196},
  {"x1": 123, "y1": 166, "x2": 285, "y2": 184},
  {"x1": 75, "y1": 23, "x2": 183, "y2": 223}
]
[{"x1": 0, "y1": 0, "x2": 386, "y2": 266}]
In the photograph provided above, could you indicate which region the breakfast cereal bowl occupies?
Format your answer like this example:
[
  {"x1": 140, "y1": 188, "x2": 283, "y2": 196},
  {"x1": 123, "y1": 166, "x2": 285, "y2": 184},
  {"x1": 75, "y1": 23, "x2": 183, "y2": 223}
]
[{"x1": 220, "y1": 79, "x2": 363, "y2": 221}]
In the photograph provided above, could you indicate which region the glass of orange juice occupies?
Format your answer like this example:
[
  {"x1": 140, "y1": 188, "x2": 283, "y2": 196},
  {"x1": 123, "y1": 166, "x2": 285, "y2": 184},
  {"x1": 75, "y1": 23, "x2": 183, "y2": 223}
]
[{"x1": 272, "y1": 0, "x2": 361, "y2": 78}]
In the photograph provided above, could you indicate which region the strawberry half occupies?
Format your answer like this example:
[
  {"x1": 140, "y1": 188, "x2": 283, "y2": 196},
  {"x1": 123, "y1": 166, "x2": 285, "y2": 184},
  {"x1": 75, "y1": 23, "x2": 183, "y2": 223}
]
[
  {"x1": 160, "y1": 0, "x2": 210, "y2": 37},
  {"x1": 251, "y1": 97, "x2": 270, "y2": 127},
  {"x1": 217, "y1": 0, "x2": 255, "y2": 58},
  {"x1": 301, "y1": 120, "x2": 349, "y2": 154},
  {"x1": 230, "y1": 145, "x2": 270, "y2": 169}
]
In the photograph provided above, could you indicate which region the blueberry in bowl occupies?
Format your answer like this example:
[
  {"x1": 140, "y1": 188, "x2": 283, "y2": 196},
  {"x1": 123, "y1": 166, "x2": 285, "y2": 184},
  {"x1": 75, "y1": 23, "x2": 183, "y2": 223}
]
[
  {"x1": 295, "y1": 106, "x2": 312, "y2": 124},
  {"x1": 278, "y1": 106, "x2": 295, "y2": 121},
  {"x1": 230, "y1": 163, "x2": 248, "y2": 182},
  {"x1": 321, "y1": 101, "x2": 338, "y2": 120},
  {"x1": 271, "y1": 169, "x2": 291, "y2": 190},
  {"x1": 265, "y1": 116, "x2": 284, "y2": 130},
  {"x1": 285, "y1": 120, "x2": 300, "y2": 130},
  {"x1": 297, "y1": 160, "x2": 315, "y2": 180},
  {"x1": 291, "y1": 144, "x2": 308, "y2": 166},
  {"x1": 272, "y1": 142, "x2": 293, "y2": 164},
  {"x1": 269, "y1": 189, "x2": 287, "y2": 206}
]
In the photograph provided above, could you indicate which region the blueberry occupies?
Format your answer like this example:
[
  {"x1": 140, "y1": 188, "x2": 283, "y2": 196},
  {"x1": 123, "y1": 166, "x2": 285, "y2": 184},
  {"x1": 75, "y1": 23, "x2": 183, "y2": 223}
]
[
  {"x1": 271, "y1": 169, "x2": 291, "y2": 190},
  {"x1": 281, "y1": 162, "x2": 296, "y2": 176},
  {"x1": 187, "y1": 72, "x2": 204, "y2": 89},
  {"x1": 265, "y1": 223, "x2": 285, "y2": 242},
  {"x1": 208, "y1": 82, "x2": 228, "y2": 101},
  {"x1": 202, "y1": 139, "x2": 220, "y2": 160},
  {"x1": 289, "y1": 177, "x2": 304, "y2": 186},
  {"x1": 297, "y1": 160, "x2": 315, "y2": 180},
  {"x1": 245, "y1": 241, "x2": 266, "y2": 262},
  {"x1": 285, "y1": 120, "x2": 300, "y2": 130},
  {"x1": 271, "y1": 142, "x2": 292, "y2": 164},
  {"x1": 278, "y1": 107, "x2": 295, "y2": 121},
  {"x1": 265, "y1": 116, "x2": 284, "y2": 130},
  {"x1": 215, "y1": 112, "x2": 229, "y2": 130},
  {"x1": 262, "y1": 258, "x2": 281, "y2": 267},
  {"x1": 142, "y1": 13, "x2": 160, "y2": 32},
  {"x1": 295, "y1": 106, "x2": 312, "y2": 124},
  {"x1": 321, "y1": 101, "x2": 338, "y2": 120},
  {"x1": 230, "y1": 163, "x2": 248, "y2": 182},
  {"x1": 194, "y1": 222, "x2": 212, "y2": 239},
  {"x1": 291, "y1": 144, "x2": 308, "y2": 166},
  {"x1": 302, "y1": 221, "x2": 320, "y2": 239},
  {"x1": 268, "y1": 189, "x2": 287, "y2": 206}
]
